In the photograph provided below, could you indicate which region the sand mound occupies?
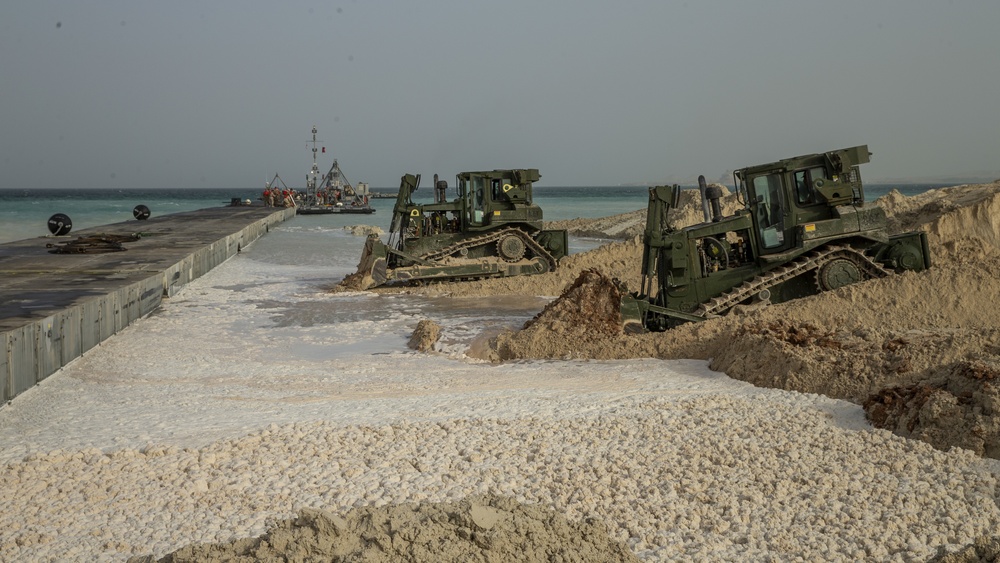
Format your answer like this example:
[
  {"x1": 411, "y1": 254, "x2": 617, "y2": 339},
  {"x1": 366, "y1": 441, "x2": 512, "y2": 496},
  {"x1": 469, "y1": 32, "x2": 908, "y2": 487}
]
[
  {"x1": 931, "y1": 534, "x2": 1000, "y2": 562},
  {"x1": 877, "y1": 181, "x2": 1000, "y2": 246},
  {"x1": 481, "y1": 269, "x2": 711, "y2": 363},
  {"x1": 522, "y1": 268, "x2": 625, "y2": 336},
  {"x1": 408, "y1": 319, "x2": 442, "y2": 352},
  {"x1": 337, "y1": 271, "x2": 366, "y2": 292},
  {"x1": 486, "y1": 181, "x2": 1000, "y2": 459},
  {"x1": 128, "y1": 495, "x2": 638, "y2": 563},
  {"x1": 709, "y1": 319, "x2": 1000, "y2": 399},
  {"x1": 864, "y1": 357, "x2": 1000, "y2": 458}
]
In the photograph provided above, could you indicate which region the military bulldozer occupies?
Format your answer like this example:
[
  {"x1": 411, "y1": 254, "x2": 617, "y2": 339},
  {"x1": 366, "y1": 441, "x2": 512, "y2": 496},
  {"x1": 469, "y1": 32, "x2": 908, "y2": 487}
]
[
  {"x1": 621, "y1": 145, "x2": 931, "y2": 331},
  {"x1": 349, "y1": 169, "x2": 568, "y2": 289}
]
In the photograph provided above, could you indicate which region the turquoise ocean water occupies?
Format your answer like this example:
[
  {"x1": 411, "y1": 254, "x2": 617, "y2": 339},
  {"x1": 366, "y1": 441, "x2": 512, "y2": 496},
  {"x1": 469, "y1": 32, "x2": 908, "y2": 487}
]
[{"x1": 0, "y1": 183, "x2": 951, "y2": 245}]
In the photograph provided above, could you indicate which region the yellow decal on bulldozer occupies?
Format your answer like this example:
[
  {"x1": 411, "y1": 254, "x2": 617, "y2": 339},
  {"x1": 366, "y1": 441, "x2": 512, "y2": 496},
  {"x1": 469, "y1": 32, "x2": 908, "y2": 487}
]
[
  {"x1": 804, "y1": 223, "x2": 816, "y2": 232},
  {"x1": 494, "y1": 210, "x2": 501, "y2": 216}
]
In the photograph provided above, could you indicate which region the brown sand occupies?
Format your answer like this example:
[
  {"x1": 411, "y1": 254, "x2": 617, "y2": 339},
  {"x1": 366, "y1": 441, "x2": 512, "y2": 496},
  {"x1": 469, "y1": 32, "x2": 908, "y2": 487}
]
[
  {"x1": 930, "y1": 534, "x2": 1000, "y2": 562},
  {"x1": 407, "y1": 319, "x2": 442, "y2": 352},
  {"x1": 129, "y1": 495, "x2": 638, "y2": 563}
]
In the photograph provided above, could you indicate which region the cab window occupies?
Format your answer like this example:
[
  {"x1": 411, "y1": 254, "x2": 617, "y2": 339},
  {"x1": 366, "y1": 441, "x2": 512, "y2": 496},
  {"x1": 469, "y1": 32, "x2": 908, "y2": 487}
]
[
  {"x1": 793, "y1": 166, "x2": 827, "y2": 205},
  {"x1": 752, "y1": 173, "x2": 786, "y2": 249},
  {"x1": 470, "y1": 176, "x2": 486, "y2": 224}
]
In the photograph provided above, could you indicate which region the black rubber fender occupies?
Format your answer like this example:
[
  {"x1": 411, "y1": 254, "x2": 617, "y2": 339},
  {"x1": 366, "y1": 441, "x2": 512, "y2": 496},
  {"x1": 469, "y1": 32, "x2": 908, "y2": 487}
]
[{"x1": 47, "y1": 213, "x2": 72, "y2": 236}]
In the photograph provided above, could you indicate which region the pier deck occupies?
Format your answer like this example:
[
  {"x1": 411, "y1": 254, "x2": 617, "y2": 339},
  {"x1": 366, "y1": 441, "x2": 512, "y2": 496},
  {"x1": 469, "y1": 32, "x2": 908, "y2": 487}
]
[{"x1": 0, "y1": 205, "x2": 295, "y2": 403}]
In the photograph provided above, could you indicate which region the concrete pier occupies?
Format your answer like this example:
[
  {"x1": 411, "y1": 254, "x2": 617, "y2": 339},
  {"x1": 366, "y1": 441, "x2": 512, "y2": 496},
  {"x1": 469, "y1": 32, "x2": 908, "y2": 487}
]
[{"x1": 0, "y1": 205, "x2": 295, "y2": 404}]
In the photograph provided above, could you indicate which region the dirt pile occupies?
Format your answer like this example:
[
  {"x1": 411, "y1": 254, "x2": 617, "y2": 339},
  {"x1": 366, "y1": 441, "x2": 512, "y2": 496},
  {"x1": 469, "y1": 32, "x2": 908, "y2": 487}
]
[
  {"x1": 408, "y1": 319, "x2": 442, "y2": 352},
  {"x1": 483, "y1": 269, "x2": 629, "y2": 361},
  {"x1": 876, "y1": 181, "x2": 1000, "y2": 252},
  {"x1": 337, "y1": 272, "x2": 365, "y2": 292},
  {"x1": 931, "y1": 534, "x2": 1000, "y2": 562},
  {"x1": 864, "y1": 357, "x2": 1000, "y2": 459},
  {"x1": 479, "y1": 269, "x2": 719, "y2": 363},
  {"x1": 128, "y1": 495, "x2": 638, "y2": 563},
  {"x1": 522, "y1": 268, "x2": 625, "y2": 335},
  {"x1": 708, "y1": 318, "x2": 1000, "y2": 402},
  {"x1": 336, "y1": 236, "x2": 380, "y2": 292}
]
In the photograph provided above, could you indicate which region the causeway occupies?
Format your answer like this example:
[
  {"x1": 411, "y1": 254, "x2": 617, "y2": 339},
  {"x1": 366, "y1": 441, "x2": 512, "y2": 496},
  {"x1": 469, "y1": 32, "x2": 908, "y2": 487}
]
[{"x1": 0, "y1": 206, "x2": 295, "y2": 403}]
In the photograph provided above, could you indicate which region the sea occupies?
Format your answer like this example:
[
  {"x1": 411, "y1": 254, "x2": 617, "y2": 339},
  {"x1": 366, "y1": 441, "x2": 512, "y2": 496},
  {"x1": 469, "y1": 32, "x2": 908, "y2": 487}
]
[{"x1": 0, "y1": 183, "x2": 948, "y2": 246}]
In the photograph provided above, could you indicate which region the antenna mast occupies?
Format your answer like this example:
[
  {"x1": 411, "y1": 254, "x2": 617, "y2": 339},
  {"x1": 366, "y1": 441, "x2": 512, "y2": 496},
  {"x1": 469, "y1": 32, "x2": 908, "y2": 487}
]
[{"x1": 306, "y1": 125, "x2": 322, "y2": 200}]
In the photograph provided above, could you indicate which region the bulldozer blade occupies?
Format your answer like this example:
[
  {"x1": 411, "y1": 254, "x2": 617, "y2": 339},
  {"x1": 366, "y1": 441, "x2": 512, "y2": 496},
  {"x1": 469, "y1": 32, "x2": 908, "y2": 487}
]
[
  {"x1": 354, "y1": 235, "x2": 389, "y2": 290},
  {"x1": 620, "y1": 295, "x2": 647, "y2": 334}
]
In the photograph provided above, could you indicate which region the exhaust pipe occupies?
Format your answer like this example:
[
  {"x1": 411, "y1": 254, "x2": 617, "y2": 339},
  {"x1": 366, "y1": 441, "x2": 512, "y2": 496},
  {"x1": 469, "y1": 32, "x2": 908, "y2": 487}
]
[
  {"x1": 434, "y1": 174, "x2": 448, "y2": 204},
  {"x1": 698, "y1": 175, "x2": 711, "y2": 223},
  {"x1": 706, "y1": 185, "x2": 723, "y2": 222},
  {"x1": 698, "y1": 175, "x2": 724, "y2": 222}
]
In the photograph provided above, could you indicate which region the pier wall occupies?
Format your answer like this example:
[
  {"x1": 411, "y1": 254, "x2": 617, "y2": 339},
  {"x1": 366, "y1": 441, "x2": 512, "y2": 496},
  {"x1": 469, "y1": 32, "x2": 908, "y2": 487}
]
[{"x1": 1, "y1": 207, "x2": 295, "y2": 404}]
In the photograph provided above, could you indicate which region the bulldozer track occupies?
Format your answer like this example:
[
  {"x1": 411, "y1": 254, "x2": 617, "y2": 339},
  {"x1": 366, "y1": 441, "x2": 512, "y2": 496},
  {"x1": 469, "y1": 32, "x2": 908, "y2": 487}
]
[
  {"x1": 417, "y1": 227, "x2": 558, "y2": 273},
  {"x1": 693, "y1": 245, "x2": 891, "y2": 318}
]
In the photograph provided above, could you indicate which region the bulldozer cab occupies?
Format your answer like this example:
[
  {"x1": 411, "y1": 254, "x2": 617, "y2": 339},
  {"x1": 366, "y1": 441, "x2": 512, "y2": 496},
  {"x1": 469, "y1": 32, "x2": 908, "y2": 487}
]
[
  {"x1": 456, "y1": 169, "x2": 543, "y2": 231},
  {"x1": 737, "y1": 145, "x2": 870, "y2": 256}
]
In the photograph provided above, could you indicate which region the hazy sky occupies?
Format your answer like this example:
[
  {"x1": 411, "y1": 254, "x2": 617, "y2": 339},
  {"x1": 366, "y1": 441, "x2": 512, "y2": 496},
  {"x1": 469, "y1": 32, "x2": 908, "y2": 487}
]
[{"x1": 2, "y1": 1, "x2": 998, "y2": 189}]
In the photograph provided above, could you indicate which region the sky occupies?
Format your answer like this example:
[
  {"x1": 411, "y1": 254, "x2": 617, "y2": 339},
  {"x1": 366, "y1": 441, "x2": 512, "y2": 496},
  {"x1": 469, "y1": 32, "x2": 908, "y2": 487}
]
[{"x1": 2, "y1": 1, "x2": 999, "y2": 189}]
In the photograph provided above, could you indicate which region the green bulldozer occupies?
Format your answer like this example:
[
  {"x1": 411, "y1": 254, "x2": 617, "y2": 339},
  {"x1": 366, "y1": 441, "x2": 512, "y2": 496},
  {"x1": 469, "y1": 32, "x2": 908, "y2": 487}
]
[
  {"x1": 349, "y1": 169, "x2": 569, "y2": 289},
  {"x1": 621, "y1": 145, "x2": 932, "y2": 332}
]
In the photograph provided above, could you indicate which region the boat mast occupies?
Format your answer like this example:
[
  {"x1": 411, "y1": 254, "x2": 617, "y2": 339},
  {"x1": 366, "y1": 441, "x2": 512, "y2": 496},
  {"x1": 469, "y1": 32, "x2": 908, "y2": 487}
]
[{"x1": 306, "y1": 125, "x2": 322, "y2": 202}]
